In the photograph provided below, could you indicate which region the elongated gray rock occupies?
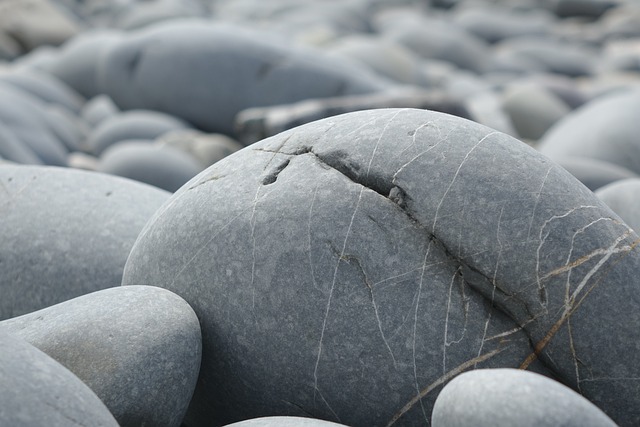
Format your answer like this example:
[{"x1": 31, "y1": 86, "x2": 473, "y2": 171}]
[
  {"x1": 538, "y1": 89, "x2": 640, "y2": 175},
  {"x1": 123, "y1": 109, "x2": 640, "y2": 426},
  {"x1": 97, "y1": 20, "x2": 392, "y2": 135},
  {"x1": 431, "y1": 369, "x2": 618, "y2": 427},
  {"x1": 1, "y1": 286, "x2": 202, "y2": 427},
  {"x1": 97, "y1": 140, "x2": 203, "y2": 192},
  {"x1": 0, "y1": 165, "x2": 170, "y2": 320},
  {"x1": 87, "y1": 110, "x2": 191, "y2": 155},
  {"x1": 0, "y1": 330, "x2": 119, "y2": 427}
]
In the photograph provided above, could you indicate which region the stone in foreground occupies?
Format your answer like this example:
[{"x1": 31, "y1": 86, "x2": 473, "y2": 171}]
[
  {"x1": 0, "y1": 330, "x2": 119, "y2": 427},
  {"x1": 123, "y1": 109, "x2": 640, "y2": 426},
  {"x1": 431, "y1": 369, "x2": 617, "y2": 427},
  {"x1": 0, "y1": 285, "x2": 202, "y2": 427}
]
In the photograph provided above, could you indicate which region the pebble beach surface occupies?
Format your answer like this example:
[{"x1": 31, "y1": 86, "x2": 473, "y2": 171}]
[{"x1": 2, "y1": 0, "x2": 640, "y2": 426}]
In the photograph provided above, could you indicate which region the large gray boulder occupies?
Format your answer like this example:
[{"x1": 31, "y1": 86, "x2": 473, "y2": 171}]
[
  {"x1": 431, "y1": 369, "x2": 618, "y2": 427},
  {"x1": 97, "y1": 20, "x2": 392, "y2": 136},
  {"x1": 0, "y1": 165, "x2": 170, "y2": 320},
  {"x1": 1, "y1": 285, "x2": 202, "y2": 427},
  {"x1": 123, "y1": 109, "x2": 640, "y2": 426},
  {"x1": 0, "y1": 330, "x2": 119, "y2": 427},
  {"x1": 224, "y1": 417, "x2": 348, "y2": 427}
]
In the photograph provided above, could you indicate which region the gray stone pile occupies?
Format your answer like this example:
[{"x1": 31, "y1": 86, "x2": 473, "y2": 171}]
[{"x1": 2, "y1": 0, "x2": 640, "y2": 426}]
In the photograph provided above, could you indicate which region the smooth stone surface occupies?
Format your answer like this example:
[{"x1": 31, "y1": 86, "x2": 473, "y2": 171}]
[
  {"x1": 97, "y1": 20, "x2": 391, "y2": 135},
  {"x1": 0, "y1": 165, "x2": 170, "y2": 320},
  {"x1": 43, "y1": 105, "x2": 89, "y2": 153},
  {"x1": 501, "y1": 83, "x2": 570, "y2": 141},
  {"x1": 554, "y1": 156, "x2": 639, "y2": 191},
  {"x1": 123, "y1": 109, "x2": 640, "y2": 426},
  {"x1": 1, "y1": 285, "x2": 202, "y2": 427},
  {"x1": 453, "y1": 6, "x2": 554, "y2": 43},
  {"x1": 98, "y1": 140, "x2": 204, "y2": 192},
  {"x1": 431, "y1": 369, "x2": 618, "y2": 427},
  {"x1": 81, "y1": 94, "x2": 120, "y2": 128},
  {"x1": 0, "y1": 330, "x2": 119, "y2": 427},
  {"x1": 87, "y1": 110, "x2": 191, "y2": 155},
  {"x1": 324, "y1": 35, "x2": 424, "y2": 85},
  {"x1": 492, "y1": 37, "x2": 596, "y2": 77},
  {"x1": 0, "y1": 82, "x2": 69, "y2": 166},
  {"x1": 224, "y1": 417, "x2": 348, "y2": 427},
  {"x1": 382, "y1": 18, "x2": 491, "y2": 73},
  {"x1": 596, "y1": 179, "x2": 640, "y2": 232},
  {"x1": 157, "y1": 129, "x2": 245, "y2": 168},
  {"x1": 538, "y1": 89, "x2": 640, "y2": 174},
  {"x1": 45, "y1": 30, "x2": 123, "y2": 98}
]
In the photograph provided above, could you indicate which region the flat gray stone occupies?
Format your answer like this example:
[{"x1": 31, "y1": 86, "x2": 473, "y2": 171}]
[
  {"x1": 431, "y1": 369, "x2": 618, "y2": 427},
  {"x1": 0, "y1": 330, "x2": 119, "y2": 427},
  {"x1": 98, "y1": 140, "x2": 204, "y2": 192},
  {"x1": 0, "y1": 165, "x2": 170, "y2": 320},
  {"x1": 538, "y1": 89, "x2": 640, "y2": 174},
  {"x1": 596, "y1": 178, "x2": 640, "y2": 232},
  {"x1": 1, "y1": 285, "x2": 202, "y2": 427},
  {"x1": 0, "y1": 123, "x2": 43, "y2": 165},
  {"x1": 87, "y1": 109, "x2": 191, "y2": 155},
  {"x1": 97, "y1": 20, "x2": 391, "y2": 135},
  {"x1": 123, "y1": 109, "x2": 640, "y2": 426}
]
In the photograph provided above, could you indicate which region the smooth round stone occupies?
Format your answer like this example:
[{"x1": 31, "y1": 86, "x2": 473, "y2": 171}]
[
  {"x1": 157, "y1": 129, "x2": 245, "y2": 168},
  {"x1": 0, "y1": 82, "x2": 68, "y2": 166},
  {"x1": 0, "y1": 0, "x2": 79, "y2": 54},
  {"x1": 81, "y1": 94, "x2": 120, "y2": 128},
  {"x1": 0, "y1": 285, "x2": 202, "y2": 427},
  {"x1": 123, "y1": 108, "x2": 640, "y2": 426},
  {"x1": 453, "y1": 5, "x2": 554, "y2": 43},
  {"x1": 501, "y1": 83, "x2": 570, "y2": 141},
  {"x1": 431, "y1": 369, "x2": 617, "y2": 427},
  {"x1": 324, "y1": 35, "x2": 424, "y2": 85},
  {"x1": 598, "y1": 39, "x2": 640, "y2": 74},
  {"x1": 492, "y1": 37, "x2": 596, "y2": 77},
  {"x1": 0, "y1": 32, "x2": 21, "y2": 61},
  {"x1": 382, "y1": 18, "x2": 491, "y2": 73},
  {"x1": 0, "y1": 69, "x2": 84, "y2": 114},
  {"x1": 98, "y1": 140, "x2": 204, "y2": 192},
  {"x1": 596, "y1": 179, "x2": 640, "y2": 232},
  {"x1": 554, "y1": 156, "x2": 639, "y2": 191},
  {"x1": 45, "y1": 30, "x2": 123, "y2": 98},
  {"x1": 538, "y1": 89, "x2": 640, "y2": 174},
  {"x1": 0, "y1": 165, "x2": 170, "y2": 320},
  {"x1": 68, "y1": 151, "x2": 100, "y2": 171},
  {"x1": 97, "y1": 20, "x2": 392, "y2": 135},
  {"x1": 0, "y1": 330, "x2": 119, "y2": 427},
  {"x1": 11, "y1": 44, "x2": 57, "y2": 71},
  {"x1": 87, "y1": 110, "x2": 191, "y2": 155},
  {"x1": 223, "y1": 417, "x2": 348, "y2": 427}
]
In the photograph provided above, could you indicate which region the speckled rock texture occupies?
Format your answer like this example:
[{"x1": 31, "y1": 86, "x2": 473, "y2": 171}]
[
  {"x1": 0, "y1": 285, "x2": 202, "y2": 427},
  {"x1": 0, "y1": 164, "x2": 170, "y2": 320},
  {"x1": 123, "y1": 108, "x2": 640, "y2": 426}
]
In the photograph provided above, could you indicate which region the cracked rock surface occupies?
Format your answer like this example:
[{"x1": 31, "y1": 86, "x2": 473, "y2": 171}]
[{"x1": 122, "y1": 108, "x2": 640, "y2": 426}]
